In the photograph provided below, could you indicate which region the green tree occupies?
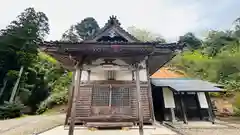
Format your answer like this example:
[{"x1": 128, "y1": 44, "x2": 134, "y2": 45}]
[
  {"x1": 179, "y1": 32, "x2": 202, "y2": 51},
  {"x1": 61, "y1": 25, "x2": 80, "y2": 42},
  {"x1": 127, "y1": 26, "x2": 165, "y2": 42},
  {"x1": 203, "y1": 30, "x2": 236, "y2": 56},
  {"x1": 75, "y1": 17, "x2": 100, "y2": 40},
  {"x1": 62, "y1": 17, "x2": 100, "y2": 41}
]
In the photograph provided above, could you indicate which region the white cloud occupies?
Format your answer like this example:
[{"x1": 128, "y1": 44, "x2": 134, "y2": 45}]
[{"x1": 0, "y1": 0, "x2": 239, "y2": 41}]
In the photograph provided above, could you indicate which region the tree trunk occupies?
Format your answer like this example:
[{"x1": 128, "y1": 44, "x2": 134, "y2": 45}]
[
  {"x1": 9, "y1": 66, "x2": 24, "y2": 103},
  {"x1": 0, "y1": 79, "x2": 8, "y2": 101}
]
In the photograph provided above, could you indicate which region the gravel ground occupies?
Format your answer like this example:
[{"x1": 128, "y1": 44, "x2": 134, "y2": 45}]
[
  {"x1": 168, "y1": 120, "x2": 240, "y2": 135},
  {"x1": 178, "y1": 128, "x2": 240, "y2": 135},
  {"x1": 0, "y1": 113, "x2": 65, "y2": 135},
  {"x1": 2, "y1": 115, "x2": 240, "y2": 135}
]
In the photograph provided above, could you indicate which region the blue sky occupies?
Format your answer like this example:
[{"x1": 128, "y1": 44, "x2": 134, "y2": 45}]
[{"x1": 0, "y1": 0, "x2": 239, "y2": 41}]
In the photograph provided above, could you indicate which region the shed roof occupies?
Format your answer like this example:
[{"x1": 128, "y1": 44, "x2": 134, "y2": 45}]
[
  {"x1": 151, "y1": 67, "x2": 187, "y2": 79},
  {"x1": 151, "y1": 78, "x2": 223, "y2": 92}
]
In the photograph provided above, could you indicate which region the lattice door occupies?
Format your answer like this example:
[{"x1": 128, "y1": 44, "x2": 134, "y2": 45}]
[{"x1": 91, "y1": 85, "x2": 132, "y2": 116}]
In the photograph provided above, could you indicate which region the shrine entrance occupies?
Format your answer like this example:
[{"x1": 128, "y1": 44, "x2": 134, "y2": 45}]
[{"x1": 90, "y1": 84, "x2": 132, "y2": 117}]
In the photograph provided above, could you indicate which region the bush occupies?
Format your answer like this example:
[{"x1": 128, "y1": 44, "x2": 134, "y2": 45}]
[
  {"x1": 233, "y1": 107, "x2": 240, "y2": 116},
  {"x1": 210, "y1": 92, "x2": 221, "y2": 97},
  {"x1": 0, "y1": 101, "x2": 25, "y2": 119},
  {"x1": 234, "y1": 94, "x2": 240, "y2": 108},
  {"x1": 36, "y1": 90, "x2": 68, "y2": 114}
]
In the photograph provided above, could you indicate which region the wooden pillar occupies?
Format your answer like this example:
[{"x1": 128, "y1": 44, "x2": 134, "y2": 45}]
[
  {"x1": 132, "y1": 71, "x2": 135, "y2": 81},
  {"x1": 146, "y1": 57, "x2": 156, "y2": 124},
  {"x1": 65, "y1": 72, "x2": 75, "y2": 126},
  {"x1": 205, "y1": 92, "x2": 215, "y2": 124},
  {"x1": 195, "y1": 92, "x2": 203, "y2": 120},
  {"x1": 68, "y1": 65, "x2": 82, "y2": 135},
  {"x1": 179, "y1": 92, "x2": 188, "y2": 124},
  {"x1": 87, "y1": 70, "x2": 91, "y2": 82},
  {"x1": 135, "y1": 64, "x2": 144, "y2": 135},
  {"x1": 170, "y1": 108, "x2": 176, "y2": 123}
]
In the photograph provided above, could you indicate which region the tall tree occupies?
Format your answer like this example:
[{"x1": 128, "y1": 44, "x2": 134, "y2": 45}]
[
  {"x1": 61, "y1": 25, "x2": 80, "y2": 42},
  {"x1": 203, "y1": 30, "x2": 237, "y2": 56},
  {"x1": 127, "y1": 26, "x2": 166, "y2": 42},
  {"x1": 75, "y1": 17, "x2": 100, "y2": 40},
  {"x1": 0, "y1": 7, "x2": 49, "y2": 103},
  {"x1": 179, "y1": 32, "x2": 202, "y2": 51},
  {"x1": 62, "y1": 17, "x2": 100, "y2": 41}
]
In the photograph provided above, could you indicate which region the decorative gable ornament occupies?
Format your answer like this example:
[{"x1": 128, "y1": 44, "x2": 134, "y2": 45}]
[{"x1": 108, "y1": 30, "x2": 116, "y2": 38}]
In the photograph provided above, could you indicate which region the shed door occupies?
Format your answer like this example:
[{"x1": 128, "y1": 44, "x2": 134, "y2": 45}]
[{"x1": 91, "y1": 85, "x2": 131, "y2": 117}]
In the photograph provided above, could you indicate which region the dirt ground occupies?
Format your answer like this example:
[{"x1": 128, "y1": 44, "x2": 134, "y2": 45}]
[
  {"x1": 2, "y1": 113, "x2": 240, "y2": 135},
  {"x1": 0, "y1": 113, "x2": 65, "y2": 135}
]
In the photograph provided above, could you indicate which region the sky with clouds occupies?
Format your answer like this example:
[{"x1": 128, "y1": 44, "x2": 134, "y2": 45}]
[{"x1": 0, "y1": 0, "x2": 239, "y2": 41}]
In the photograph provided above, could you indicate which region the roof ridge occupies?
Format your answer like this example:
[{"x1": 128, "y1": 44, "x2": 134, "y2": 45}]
[{"x1": 84, "y1": 15, "x2": 140, "y2": 42}]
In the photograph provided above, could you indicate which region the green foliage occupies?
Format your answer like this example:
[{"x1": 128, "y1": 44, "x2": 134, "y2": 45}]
[
  {"x1": 171, "y1": 18, "x2": 240, "y2": 96},
  {"x1": 127, "y1": 26, "x2": 166, "y2": 42},
  {"x1": 75, "y1": 17, "x2": 100, "y2": 40},
  {"x1": 0, "y1": 101, "x2": 25, "y2": 119},
  {"x1": 37, "y1": 72, "x2": 72, "y2": 114},
  {"x1": 234, "y1": 94, "x2": 240, "y2": 109},
  {"x1": 62, "y1": 17, "x2": 100, "y2": 41},
  {"x1": 61, "y1": 25, "x2": 80, "y2": 42},
  {"x1": 209, "y1": 92, "x2": 221, "y2": 97},
  {"x1": 179, "y1": 32, "x2": 202, "y2": 51},
  {"x1": 0, "y1": 7, "x2": 70, "y2": 117},
  {"x1": 233, "y1": 107, "x2": 240, "y2": 116}
]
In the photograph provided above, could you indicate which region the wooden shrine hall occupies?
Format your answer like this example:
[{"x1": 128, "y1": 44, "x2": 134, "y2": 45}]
[{"x1": 39, "y1": 16, "x2": 184, "y2": 135}]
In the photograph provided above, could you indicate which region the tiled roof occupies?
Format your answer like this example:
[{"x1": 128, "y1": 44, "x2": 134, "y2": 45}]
[{"x1": 151, "y1": 67, "x2": 187, "y2": 79}]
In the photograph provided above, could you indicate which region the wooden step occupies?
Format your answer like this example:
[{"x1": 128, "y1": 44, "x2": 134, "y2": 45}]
[{"x1": 85, "y1": 122, "x2": 134, "y2": 128}]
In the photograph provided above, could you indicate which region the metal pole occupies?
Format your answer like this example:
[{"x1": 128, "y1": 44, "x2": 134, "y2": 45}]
[
  {"x1": 135, "y1": 64, "x2": 144, "y2": 135},
  {"x1": 69, "y1": 64, "x2": 82, "y2": 135}
]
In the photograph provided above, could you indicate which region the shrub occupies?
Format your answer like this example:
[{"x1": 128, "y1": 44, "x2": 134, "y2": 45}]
[
  {"x1": 234, "y1": 94, "x2": 240, "y2": 109},
  {"x1": 36, "y1": 90, "x2": 68, "y2": 114},
  {"x1": 233, "y1": 107, "x2": 240, "y2": 116},
  {"x1": 0, "y1": 101, "x2": 25, "y2": 119},
  {"x1": 210, "y1": 92, "x2": 221, "y2": 97}
]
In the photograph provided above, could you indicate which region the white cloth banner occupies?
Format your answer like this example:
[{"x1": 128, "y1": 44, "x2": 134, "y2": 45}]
[
  {"x1": 197, "y1": 92, "x2": 209, "y2": 108},
  {"x1": 163, "y1": 87, "x2": 175, "y2": 108}
]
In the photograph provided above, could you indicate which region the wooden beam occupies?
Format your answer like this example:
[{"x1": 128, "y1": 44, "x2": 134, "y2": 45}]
[
  {"x1": 135, "y1": 64, "x2": 144, "y2": 135},
  {"x1": 68, "y1": 64, "x2": 82, "y2": 135},
  {"x1": 205, "y1": 92, "x2": 215, "y2": 124},
  {"x1": 65, "y1": 72, "x2": 75, "y2": 126},
  {"x1": 179, "y1": 92, "x2": 188, "y2": 124},
  {"x1": 146, "y1": 57, "x2": 156, "y2": 124}
]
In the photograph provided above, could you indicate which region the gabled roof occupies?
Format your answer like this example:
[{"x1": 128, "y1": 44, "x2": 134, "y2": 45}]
[{"x1": 85, "y1": 15, "x2": 140, "y2": 42}]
